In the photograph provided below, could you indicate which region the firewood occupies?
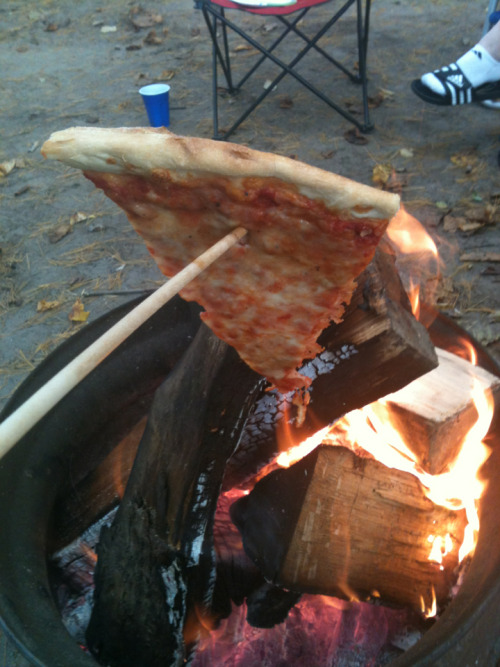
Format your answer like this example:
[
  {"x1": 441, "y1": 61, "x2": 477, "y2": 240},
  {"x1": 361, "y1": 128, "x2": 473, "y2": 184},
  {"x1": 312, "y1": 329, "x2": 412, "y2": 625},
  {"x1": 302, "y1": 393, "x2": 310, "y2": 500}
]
[
  {"x1": 231, "y1": 445, "x2": 467, "y2": 613},
  {"x1": 86, "y1": 324, "x2": 264, "y2": 667},
  {"x1": 51, "y1": 248, "x2": 438, "y2": 539},
  {"x1": 224, "y1": 247, "x2": 438, "y2": 487},
  {"x1": 371, "y1": 348, "x2": 500, "y2": 474}
]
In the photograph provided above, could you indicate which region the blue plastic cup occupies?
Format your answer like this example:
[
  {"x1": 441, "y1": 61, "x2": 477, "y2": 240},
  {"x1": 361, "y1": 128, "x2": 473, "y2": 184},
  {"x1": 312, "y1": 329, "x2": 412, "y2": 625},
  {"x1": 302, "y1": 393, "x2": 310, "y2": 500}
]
[{"x1": 139, "y1": 83, "x2": 171, "y2": 127}]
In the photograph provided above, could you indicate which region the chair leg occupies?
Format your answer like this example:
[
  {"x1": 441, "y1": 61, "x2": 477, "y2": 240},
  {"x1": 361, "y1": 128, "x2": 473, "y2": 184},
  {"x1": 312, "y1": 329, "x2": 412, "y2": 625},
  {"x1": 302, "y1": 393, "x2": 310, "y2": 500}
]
[
  {"x1": 203, "y1": 7, "x2": 237, "y2": 139},
  {"x1": 203, "y1": 7, "x2": 234, "y2": 90},
  {"x1": 356, "y1": 0, "x2": 373, "y2": 132},
  {"x1": 201, "y1": 0, "x2": 374, "y2": 139}
]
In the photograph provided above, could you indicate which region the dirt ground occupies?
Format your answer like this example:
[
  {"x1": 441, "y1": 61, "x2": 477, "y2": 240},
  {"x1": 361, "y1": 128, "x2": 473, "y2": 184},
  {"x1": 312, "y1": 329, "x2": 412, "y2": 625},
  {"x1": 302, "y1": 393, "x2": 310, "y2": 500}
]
[{"x1": 1, "y1": 0, "x2": 500, "y2": 664}]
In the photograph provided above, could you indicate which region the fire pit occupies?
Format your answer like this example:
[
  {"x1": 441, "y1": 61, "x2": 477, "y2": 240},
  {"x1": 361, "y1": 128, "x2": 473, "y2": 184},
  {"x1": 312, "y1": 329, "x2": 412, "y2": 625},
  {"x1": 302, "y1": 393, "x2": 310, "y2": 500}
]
[{"x1": 1, "y1": 296, "x2": 500, "y2": 666}]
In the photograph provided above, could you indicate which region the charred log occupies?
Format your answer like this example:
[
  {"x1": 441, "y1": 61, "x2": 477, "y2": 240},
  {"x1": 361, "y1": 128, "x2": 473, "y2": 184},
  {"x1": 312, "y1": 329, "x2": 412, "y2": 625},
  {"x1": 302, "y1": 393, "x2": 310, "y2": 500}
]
[
  {"x1": 224, "y1": 247, "x2": 438, "y2": 487},
  {"x1": 232, "y1": 445, "x2": 467, "y2": 613},
  {"x1": 51, "y1": 249, "x2": 438, "y2": 543},
  {"x1": 86, "y1": 324, "x2": 264, "y2": 667}
]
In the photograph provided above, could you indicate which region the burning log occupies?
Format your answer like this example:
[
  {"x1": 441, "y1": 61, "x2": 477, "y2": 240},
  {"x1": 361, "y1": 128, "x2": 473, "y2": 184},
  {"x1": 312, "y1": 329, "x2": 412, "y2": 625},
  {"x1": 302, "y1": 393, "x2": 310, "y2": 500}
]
[
  {"x1": 231, "y1": 445, "x2": 467, "y2": 614},
  {"x1": 225, "y1": 246, "x2": 438, "y2": 486},
  {"x1": 370, "y1": 348, "x2": 500, "y2": 474},
  {"x1": 86, "y1": 324, "x2": 264, "y2": 667},
  {"x1": 52, "y1": 248, "x2": 438, "y2": 539}
]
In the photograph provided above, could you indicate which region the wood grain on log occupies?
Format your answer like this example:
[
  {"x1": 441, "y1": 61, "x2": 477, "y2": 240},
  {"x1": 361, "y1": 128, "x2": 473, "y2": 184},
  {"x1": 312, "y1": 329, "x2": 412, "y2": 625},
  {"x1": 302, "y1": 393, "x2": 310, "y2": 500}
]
[
  {"x1": 232, "y1": 445, "x2": 467, "y2": 613},
  {"x1": 372, "y1": 348, "x2": 500, "y2": 474}
]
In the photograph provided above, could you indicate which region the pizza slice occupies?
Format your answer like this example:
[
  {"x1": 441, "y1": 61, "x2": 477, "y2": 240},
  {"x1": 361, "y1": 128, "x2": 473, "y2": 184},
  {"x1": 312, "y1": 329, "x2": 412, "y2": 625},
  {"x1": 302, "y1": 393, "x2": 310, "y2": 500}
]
[{"x1": 42, "y1": 127, "x2": 400, "y2": 393}]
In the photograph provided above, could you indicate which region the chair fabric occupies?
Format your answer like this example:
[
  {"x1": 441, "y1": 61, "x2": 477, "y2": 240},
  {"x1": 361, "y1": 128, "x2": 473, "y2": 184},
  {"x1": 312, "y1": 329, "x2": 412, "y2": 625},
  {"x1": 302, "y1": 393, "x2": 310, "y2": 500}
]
[{"x1": 196, "y1": 0, "x2": 373, "y2": 139}]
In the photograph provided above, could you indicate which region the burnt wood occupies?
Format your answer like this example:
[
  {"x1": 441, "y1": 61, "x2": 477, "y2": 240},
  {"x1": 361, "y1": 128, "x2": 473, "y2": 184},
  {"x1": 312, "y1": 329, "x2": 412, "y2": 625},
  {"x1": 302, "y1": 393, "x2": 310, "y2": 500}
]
[
  {"x1": 51, "y1": 248, "x2": 438, "y2": 547},
  {"x1": 232, "y1": 445, "x2": 468, "y2": 613},
  {"x1": 86, "y1": 324, "x2": 263, "y2": 667},
  {"x1": 224, "y1": 247, "x2": 438, "y2": 488}
]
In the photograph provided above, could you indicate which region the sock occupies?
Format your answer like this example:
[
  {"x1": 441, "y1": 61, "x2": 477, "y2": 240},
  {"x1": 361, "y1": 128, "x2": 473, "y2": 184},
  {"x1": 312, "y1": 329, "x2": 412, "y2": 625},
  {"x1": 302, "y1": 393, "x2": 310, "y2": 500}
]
[{"x1": 421, "y1": 44, "x2": 500, "y2": 96}]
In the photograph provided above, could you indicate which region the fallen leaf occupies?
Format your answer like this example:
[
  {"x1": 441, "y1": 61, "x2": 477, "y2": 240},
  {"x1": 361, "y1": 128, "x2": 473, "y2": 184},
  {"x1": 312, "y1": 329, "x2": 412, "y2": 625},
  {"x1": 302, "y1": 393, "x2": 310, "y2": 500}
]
[
  {"x1": 460, "y1": 251, "x2": 500, "y2": 262},
  {"x1": 367, "y1": 92, "x2": 385, "y2": 109},
  {"x1": 48, "y1": 222, "x2": 72, "y2": 243},
  {"x1": 372, "y1": 163, "x2": 391, "y2": 187},
  {"x1": 14, "y1": 185, "x2": 30, "y2": 197},
  {"x1": 450, "y1": 153, "x2": 476, "y2": 169},
  {"x1": 458, "y1": 220, "x2": 484, "y2": 233},
  {"x1": 37, "y1": 300, "x2": 60, "y2": 312},
  {"x1": 279, "y1": 96, "x2": 293, "y2": 109},
  {"x1": 144, "y1": 29, "x2": 163, "y2": 45},
  {"x1": 344, "y1": 128, "x2": 369, "y2": 145},
  {"x1": 442, "y1": 215, "x2": 464, "y2": 233},
  {"x1": 465, "y1": 206, "x2": 487, "y2": 222},
  {"x1": 384, "y1": 170, "x2": 407, "y2": 194},
  {"x1": 234, "y1": 44, "x2": 253, "y2": 52},
  {"x1": 68, "y1": 298, "x2": 90, "y2": 323},
  {"x1": 129, "y1": 7, "x2": 163, "y2": 29},
  {"x1": 435, "y1": 201, "x2": 449, "y2": 211},
  {"x1": 0, "y1": 159, "x2": 16, "y2": 176},
  {"x1": 320, "y1": 150, "x2": 336, "y2": 159},
  {"x1": 69, "y1": 211, "x2": 92, "y2": 225},
  {"x1": 160, "y1": 69, "x2": 175, "y2": 81}
]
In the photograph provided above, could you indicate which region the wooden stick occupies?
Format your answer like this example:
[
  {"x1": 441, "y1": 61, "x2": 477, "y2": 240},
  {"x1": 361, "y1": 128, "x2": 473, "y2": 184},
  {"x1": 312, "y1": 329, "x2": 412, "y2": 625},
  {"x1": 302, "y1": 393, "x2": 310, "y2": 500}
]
[{"x1": 0, "y1": 227, "x2": 247, "y2": 459}]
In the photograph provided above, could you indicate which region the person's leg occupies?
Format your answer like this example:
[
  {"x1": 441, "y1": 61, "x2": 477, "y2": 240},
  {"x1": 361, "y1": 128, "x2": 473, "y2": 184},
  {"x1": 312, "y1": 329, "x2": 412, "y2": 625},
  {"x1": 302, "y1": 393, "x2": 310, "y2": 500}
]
[
  {"x1": 412, "y1": 20, "x2": 500, "y2": 105},
  {"x1": 481, "y1": 19, "x2": 500, "y2": 60}
]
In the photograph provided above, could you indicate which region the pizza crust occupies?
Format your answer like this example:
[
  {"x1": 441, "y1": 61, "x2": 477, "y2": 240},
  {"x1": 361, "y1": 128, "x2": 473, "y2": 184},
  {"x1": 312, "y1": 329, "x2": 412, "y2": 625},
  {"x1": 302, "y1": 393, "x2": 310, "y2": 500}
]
[
  {"x1": 42, "y1": 127, "x2": 400, "y2": 392},
  {"x1": 42, "y1": 127, "x2": 399, "y2": 220}
]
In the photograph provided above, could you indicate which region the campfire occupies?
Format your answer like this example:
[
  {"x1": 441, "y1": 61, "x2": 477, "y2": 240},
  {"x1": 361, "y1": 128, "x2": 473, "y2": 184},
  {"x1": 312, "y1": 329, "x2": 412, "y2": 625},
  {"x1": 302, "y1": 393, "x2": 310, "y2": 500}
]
[
  {"x1": 1, "y1": 122, "x2": 500, "y2": 667},
  {"x1": 1, "y1": 204, "x2": 498, "y2": 667}
]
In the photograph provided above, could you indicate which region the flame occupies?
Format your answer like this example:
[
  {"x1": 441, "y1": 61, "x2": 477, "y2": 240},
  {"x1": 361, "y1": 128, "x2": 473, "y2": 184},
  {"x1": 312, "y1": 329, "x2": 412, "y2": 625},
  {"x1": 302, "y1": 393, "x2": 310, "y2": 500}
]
[
  {"x1": 277, "y1": 372, "x2": 492, "y2": 565},
  {"x1": 419, "y1": 380, "x2": 493, "y2": 561},
  {"x1": 427, "y1": 533, "x2": 453, "y2": 570},
  {"x1": 273, "y1": 358, "x2": 493, "y2": 609},
  {"x1": 276, "y1": 425, "x2": 331, "y2": 468},
  {"x1": 386, "y1": 207, "x2": 440, "y2": 318},
  {"x1": 420, "y1": 586, "x2": 437, "y2": 619},
  {"x1": 387, "y1": 207, "x2": 438, "y2": 257},
  {"x1": 332, "y1": 378, "x2": 493, "y2": 564},
  {"x1": 267, "y1": 208, "x2": 493, "y2": 617},
  {"x1": 448, "y1": 336, "x2": 478, "y2": 366}
]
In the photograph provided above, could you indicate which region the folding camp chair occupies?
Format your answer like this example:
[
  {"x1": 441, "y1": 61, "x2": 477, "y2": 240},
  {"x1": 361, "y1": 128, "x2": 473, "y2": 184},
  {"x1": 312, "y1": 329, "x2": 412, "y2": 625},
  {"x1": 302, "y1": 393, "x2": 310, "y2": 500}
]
[{"x1": 195, "y1": 0, "x2": 373, "y2": 140}]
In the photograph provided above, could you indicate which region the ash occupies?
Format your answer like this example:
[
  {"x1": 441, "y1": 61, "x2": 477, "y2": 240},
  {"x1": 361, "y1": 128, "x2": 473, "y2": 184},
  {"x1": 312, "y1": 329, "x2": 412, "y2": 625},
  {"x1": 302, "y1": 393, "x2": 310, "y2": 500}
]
[
  {"x1": 50, "y1": 497, "x2": 427, "y2": 665},
  {"x1": 51, "y1": 508, "x2": 117, "y2": 644}
]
